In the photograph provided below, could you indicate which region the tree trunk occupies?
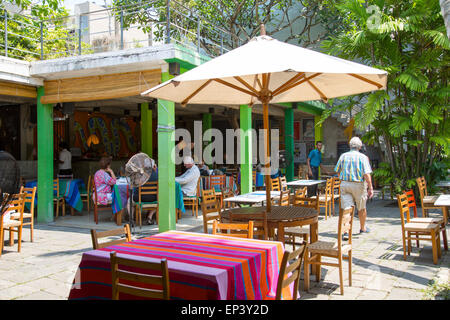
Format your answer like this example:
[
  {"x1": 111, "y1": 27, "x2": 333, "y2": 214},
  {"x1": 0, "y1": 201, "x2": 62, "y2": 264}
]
[{"x1": 440, "y1": 0, "x2": 450, "y2": 39}]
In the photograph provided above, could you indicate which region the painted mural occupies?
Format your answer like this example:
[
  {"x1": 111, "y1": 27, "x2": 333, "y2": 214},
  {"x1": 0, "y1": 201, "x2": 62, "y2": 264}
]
[{"x1": 73, "y1": 111, "x2": 138, "y2": 158}]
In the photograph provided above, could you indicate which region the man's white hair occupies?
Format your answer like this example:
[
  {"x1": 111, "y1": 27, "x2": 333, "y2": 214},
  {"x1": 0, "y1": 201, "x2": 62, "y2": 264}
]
[{"x1": 349, "y1": 137, "x2": 363, "y2": 150}]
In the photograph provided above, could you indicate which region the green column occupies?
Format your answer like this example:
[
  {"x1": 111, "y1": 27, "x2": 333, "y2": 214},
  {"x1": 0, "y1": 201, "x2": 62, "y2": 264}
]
[
  {"x1": 314, "y1": 114, "x2": 323, "y2": 176},
  {"x1": 157, "y1": 72, "x2": 176, "y2": 232},
  {"x1": 141, "y1": 102, "x2": 152, "y2": 157},
  {"x1": 37, "y1": 86, "x2": 54, "y2": 223},
  {"x1": 284, "y1": 106, "x2": 294, "y2": 182},
  {"x1": 202, "y1": 113, "x2": 212, "y2": 166},
  {"x1": 240, "y1": 105, "x2": 252, "y2": 194}
]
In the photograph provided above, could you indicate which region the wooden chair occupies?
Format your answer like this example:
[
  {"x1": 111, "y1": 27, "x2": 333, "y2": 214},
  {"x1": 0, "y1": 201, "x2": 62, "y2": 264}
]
[
  {"x1": 310, "y1": 178, "x2": 333, "y2": 219},
  {"x1": 183, "y1": 177, "x2": 201, "y2": 218},
  {"x1": 396, "y1": 193, "x2": 441, "y2": 264},
  {"x1": 212, "y1": 220, "x2": 254, "y2": 239},
  {"x1": 274, "y1": 189, "x2": 290, "y2": 206},
  {"x1": 210, "y1": 175, "x2": 226, "y2": 209},
  {"x1": 1, "y1": 193, "x2": 25, "y2": 257},
  {"x1": 135, "y1": 181, "x2": 158, "y2": 227},
  {"x1": 80, "y1": 175, "x2": 92, "y2": 214},
  {"x1": 416, "y1": 176, "x2": 446, "y2": 222},
  {"x1": 298, "y1": 166, "x2": 308, "y2": 180},
  {"x1": 110, "y1": 251, "x2": 170, "y2": 300},
  {"x1": 405, "y1": 189, "x2": 418, "y2": 218},
  {"x1": 279, "y1": 176, "x2": 288, "y2": 191},
  {"x1": 53, "y1": 178, "x2": 65, "y2": 217},
  {"x1": 331, "y1": 177, "x2": 341, "y2": 216},
  {"x1": 90, "y1": 224, "x2": 132, "y2": 249},
  {"x1": 275, "y1": 244, "x2": 307, "y2": 300},
  {"x1": 221, "y1": 188, "x2": 236, "y2": 210},
  {"x1": 92, "y1": 178, "x2": 114, "y2": 225},
  {"x1": 270, "y1": 177, "x2": 281, "y2": 191},
  {"x1": 401, "y1": 190, "x2": 447, "y2": 251},
  {"x1": 252, "y1": 170, "x2": 257, "y2": 191},
  {"x1": 10, "y1": 186, "x2": 36, "y2": 242},
  {"x1": 201, "y1": 189, "x2": 221, "y2": 234},
  {"x1": 284, "y1": 189, "x2": 319, "y2": 249},
  {"x1": 227, "y1": 208, "x2": 268, "y2": 241},
  {"x1": 304, "y1": 206, "x2": 355, "y2": 295}
]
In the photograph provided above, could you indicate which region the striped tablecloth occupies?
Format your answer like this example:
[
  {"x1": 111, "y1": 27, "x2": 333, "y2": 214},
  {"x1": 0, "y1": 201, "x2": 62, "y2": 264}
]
[
  {"x1": 25, "y1": 179, "x2": 85, "y2": 212},
  {"x1": 68, "y1": 230, "x2": 291, "y2": 300}
]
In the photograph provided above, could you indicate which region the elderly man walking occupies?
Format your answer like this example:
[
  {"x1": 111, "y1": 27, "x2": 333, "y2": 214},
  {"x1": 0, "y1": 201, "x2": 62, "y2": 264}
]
[{"x1": 335, "y1": 137, "x2": 374, "y2": 238}]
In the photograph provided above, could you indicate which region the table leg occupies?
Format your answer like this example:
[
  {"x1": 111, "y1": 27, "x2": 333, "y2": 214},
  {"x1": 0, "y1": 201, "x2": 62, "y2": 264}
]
[{"x1": 115, "y1": 210, "x2": 122, "y2": 226}]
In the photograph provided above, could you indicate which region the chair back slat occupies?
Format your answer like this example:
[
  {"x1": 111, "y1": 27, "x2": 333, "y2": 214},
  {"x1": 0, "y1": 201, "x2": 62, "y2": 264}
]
[
  {"x1": 276, "y1": 244, "x2": 307, "y2": 300},
  {"x1": 271, "y1": 177, "x2": 281, "y2": 191},
  {"x1": 405, "y1": 190, "x2": 418, "y2": 218},
  {"x1": 337, "y1": 206, "x2": 355, "y2": 249},
  {"x1": 279, "y1": 176, "x2": 288, "y2": 191},
  {"x1": 292, "y1": 188, "x2": 319, "y2": 210},
  {"x1": 396, "y1": 193, "x2": 411, "y2": 226},
  {"x1": 110, "y1": 251, "x2": 170, "y2": 300},
  {"x1": 332, "y1": 177, "x2": 341, "y2": 195},
  {"x1": 53, "y1": 179, "x2": 59, "y2": 197},
  {"x1": 278, "y1": 189, "x2": 290, "y2": 206},
  {"x1": 201, "y1": 189, "x2": 220, "y2": 214},
  {"x1": 212, "y1": 220, "x2": 254, "y2": 239},
  {"x1": 19, "y1": 186, "x2": 37, "y2": 214},
  {"x1": 91, "y1": 224, "x2": 132, "y2": 249}
]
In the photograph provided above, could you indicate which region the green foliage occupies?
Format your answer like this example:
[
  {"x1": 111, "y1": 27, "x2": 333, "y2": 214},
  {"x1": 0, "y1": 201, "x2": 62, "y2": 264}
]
[
  {"x1": 319, "y1": 0, "x2": 449, "y2": 191},
  {"x1": 1, "y1": 0, "x2": 93, "y2": 60}
]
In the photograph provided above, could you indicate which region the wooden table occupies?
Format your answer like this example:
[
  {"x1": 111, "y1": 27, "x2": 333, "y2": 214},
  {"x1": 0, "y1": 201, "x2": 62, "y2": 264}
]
[
  {"x1": 434, "y1": 194, "x2": 450, "y2": 224},
  {"x1": 223, "y1": 191, "x2": 281, "y2": 207},
  {"x1": 68, "y1": 230, "x2": 291, "y2": 300},
  {"x1": 221, "y1": 205, "x2": 319, "y2": 245}
]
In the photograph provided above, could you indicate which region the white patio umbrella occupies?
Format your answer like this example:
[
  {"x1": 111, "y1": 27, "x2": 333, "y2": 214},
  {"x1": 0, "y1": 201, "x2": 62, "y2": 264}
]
[{"x1": 141, "y1": 26, "x2": 387, "y2": 228}]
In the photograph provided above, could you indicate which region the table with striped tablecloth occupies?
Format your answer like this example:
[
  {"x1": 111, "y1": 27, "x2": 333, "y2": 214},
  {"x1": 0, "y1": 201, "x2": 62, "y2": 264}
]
[{"x1": 68, "y1": 230, "x2": 291, "y2": 300}]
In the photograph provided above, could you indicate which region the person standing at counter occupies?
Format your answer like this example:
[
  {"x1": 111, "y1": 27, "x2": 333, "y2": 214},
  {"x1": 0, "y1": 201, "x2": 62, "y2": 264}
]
[
  {"x1": 58, "y1": 142, "x2": 72, "y2": 176},
  {"x1": 92, "y1": 156, "x2": 117, "y2": 205}
]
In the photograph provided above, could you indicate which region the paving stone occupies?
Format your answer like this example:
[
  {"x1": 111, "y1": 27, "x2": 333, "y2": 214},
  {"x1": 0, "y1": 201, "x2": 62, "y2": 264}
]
[
  {"x1": 385, "y1": 287, "x2": 424, "y2": 300},
  {"x1": 356, "y1": 289, "x2": 388, "y2": 300},
  {"x1": 16, "y1": 290, "x2": 65, "y2": 300}
]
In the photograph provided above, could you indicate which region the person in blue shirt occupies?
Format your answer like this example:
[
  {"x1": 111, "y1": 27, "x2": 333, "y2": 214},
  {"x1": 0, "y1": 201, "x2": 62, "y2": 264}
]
[{"x1": 307, "y1": 141, "x2": 329, "y2": 195}]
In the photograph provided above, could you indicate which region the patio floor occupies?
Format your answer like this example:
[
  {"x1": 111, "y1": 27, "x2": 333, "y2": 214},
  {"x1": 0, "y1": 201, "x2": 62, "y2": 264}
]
[{"x1": 0, "y1": 192, "x2": 448, "y2": 300}]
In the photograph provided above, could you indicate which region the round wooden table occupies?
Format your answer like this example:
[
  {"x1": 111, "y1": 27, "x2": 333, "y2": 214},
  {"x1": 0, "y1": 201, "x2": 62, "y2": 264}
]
[{"x1": 221, "y1": 205, "x2": 319, "y2": 245}]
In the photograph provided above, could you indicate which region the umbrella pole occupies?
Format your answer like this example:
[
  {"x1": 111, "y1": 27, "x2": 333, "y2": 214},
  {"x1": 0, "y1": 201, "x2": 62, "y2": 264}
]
[{"x1": 262, "y1": 102, "x2": 270, "y2": 240}]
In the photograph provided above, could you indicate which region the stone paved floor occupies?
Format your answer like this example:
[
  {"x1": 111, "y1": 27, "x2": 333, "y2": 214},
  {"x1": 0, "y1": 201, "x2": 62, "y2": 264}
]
[{"x1": 0, "y1": 195, "x2": 448, "y2": 300}]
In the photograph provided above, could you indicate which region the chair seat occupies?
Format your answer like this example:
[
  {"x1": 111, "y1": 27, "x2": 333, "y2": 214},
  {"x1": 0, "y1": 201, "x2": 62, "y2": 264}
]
[
  {"x1": 410, "y1": 217, "x2": 444, "y2": 224},
  {"x1": 404, "y1": 222, "x2": 440, "y2": 232},
  {"x1": 308, "y1": 240, "x2": 352, "y2": 256},
  {"x1": 206, "y1": 212, "x2": 220, "y2": 220},
  {"x1": 310, "y1": 195, "x2": 329, "y2": 202},
  {"x1": 423, "y1": 195, "x2": 439, "y2": 204},
  {"x1": 10, "y1": 212, "x2": 32, "y2": 219},
  {"x1": 332, "y1": 194, "x2": 340, "y2": 199},
  {"x1": 140, "y1": 202, "x2": 158, "y2": 208},
  {"x1": 284, "y1": 227, "x2": 309, "y2": 235},
  {"x1": 2, "y1": 220, "x2": 22, "y2": 228},
  {"x1": 183, "y1": 196, "x2": 197, "y2": 200}
]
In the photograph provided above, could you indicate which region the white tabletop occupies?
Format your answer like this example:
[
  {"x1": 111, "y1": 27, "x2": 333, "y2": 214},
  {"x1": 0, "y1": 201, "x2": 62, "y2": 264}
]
[
  {"x1": 286, "y1": 179, "x2": 326, "y2": 186},
  {"x1": 224, "y1": 191, "x2": 281, "y2": 204},
  {"x1": 434, "y1": 194, "x2": 450, "y2": 206},
  {"x1": 436, "y1": 181, "x2": 450, "y2": 188}
]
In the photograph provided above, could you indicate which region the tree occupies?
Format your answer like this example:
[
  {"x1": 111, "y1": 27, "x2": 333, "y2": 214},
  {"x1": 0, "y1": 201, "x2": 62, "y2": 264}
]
[
  {"x1": 441, "y1": 0, "x2": 450, "y2": 39},
  {"x1": 1, "y1": 0, "x2": 91, "y2": 60},
  {"x1": 319, "y1": 0, "x2": 449, "y2": 192},
  {"x1": 111, "y1": 0, "x2": 336, "y2": 56}
]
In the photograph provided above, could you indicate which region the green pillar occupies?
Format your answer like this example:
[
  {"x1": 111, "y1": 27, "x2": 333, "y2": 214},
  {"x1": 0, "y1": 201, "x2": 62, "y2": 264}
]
[
  {"x1": 240, "y1": 105, "x2": 252, "y2": 194},
  {"x1": 157, "y1": 72, "x2": 176, "y2": 232},
  {"x1": 314, "y1": 115, "x2": 323, "y2": 176},
  {"x1": 202, "y1": 113, "x2": 212, "y2": 165},
  {"x1": 141, "y1": 102, "x2": 152, "y2": 157},
  {"x1": 284, "y1": 106, "x2": 294, "y2": 182},
  {"x1": 37, "y1": 86, "x2": 54, "y2": 223}
]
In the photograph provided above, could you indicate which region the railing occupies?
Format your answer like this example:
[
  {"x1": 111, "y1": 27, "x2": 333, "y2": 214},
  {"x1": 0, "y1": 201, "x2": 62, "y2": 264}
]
[{"x1": 0, "y1": 0, "x2": 246, "y2": 61}]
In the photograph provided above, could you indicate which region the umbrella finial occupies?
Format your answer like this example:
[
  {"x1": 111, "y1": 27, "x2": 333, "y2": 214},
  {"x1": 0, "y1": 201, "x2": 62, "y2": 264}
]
[{"x1": 260, "y1": 23, "x2": 266, "y2": 36}]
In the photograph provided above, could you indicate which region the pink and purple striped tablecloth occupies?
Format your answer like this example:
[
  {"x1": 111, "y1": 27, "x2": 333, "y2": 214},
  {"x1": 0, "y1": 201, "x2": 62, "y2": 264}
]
[{"x1": 68, "y1": 230, "x2": 291, "y2": 300}]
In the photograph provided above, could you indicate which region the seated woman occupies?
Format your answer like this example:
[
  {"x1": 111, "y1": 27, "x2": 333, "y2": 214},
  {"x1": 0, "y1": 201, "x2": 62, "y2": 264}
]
[{"x1": 92, "y1": 156, "x2": 117, "y2": 205}]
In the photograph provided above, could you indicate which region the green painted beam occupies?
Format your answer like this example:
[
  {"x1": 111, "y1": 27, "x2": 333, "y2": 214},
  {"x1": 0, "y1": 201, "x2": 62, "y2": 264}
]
[
  {"x1": 240, "y1": 105, "x2": 252, "y2": 194},
  {"x1": 202, "y1": 113, "x2": 212, "y2": 166},
  {"x1": 278, "y1": 101, "x2": 325, "y2": 116},
  {"x1": 140, "y1": 102, "x2": 152, "y2": 157},
  {"x1": 37, "y1": 86, "x2": 54, "y2": 223},
  {"x1": 157, "y1": 72, "x2": 176, "y2": 232},
  {"x1": 284, "y1": 107, "x2": 294, "y2": 182}
]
